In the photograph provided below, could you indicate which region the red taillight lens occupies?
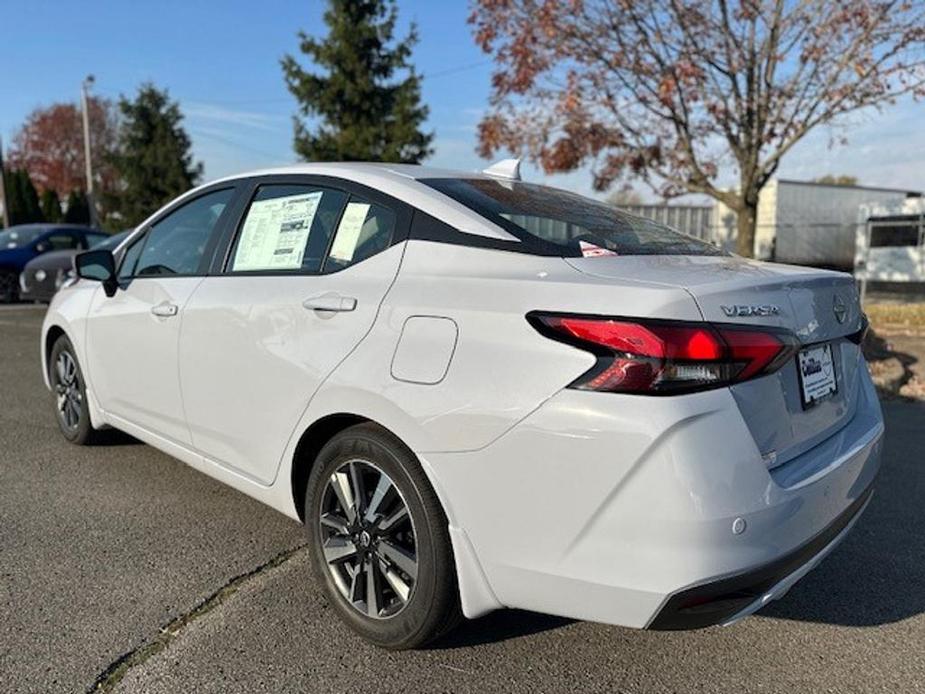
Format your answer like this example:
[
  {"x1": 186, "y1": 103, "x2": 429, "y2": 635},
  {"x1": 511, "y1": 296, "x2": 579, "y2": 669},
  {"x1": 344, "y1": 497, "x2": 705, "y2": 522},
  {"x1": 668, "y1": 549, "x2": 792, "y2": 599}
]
[
  {"x1": 549, "y1": 317, "x2": 726, "y2": 361},
  {"x1": 530, "y1": 314, "x2": 797, "y2": 394},
  {"x1": 716, "y1": 327, "x2": 791, "y2": 381}
]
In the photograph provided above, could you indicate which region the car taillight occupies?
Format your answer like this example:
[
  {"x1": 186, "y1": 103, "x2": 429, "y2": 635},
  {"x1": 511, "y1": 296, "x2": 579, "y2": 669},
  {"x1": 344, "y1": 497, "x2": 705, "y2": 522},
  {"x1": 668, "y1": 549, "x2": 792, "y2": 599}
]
[{"x1": 528, "y1": 313, "x2": 798, "y2": 394}]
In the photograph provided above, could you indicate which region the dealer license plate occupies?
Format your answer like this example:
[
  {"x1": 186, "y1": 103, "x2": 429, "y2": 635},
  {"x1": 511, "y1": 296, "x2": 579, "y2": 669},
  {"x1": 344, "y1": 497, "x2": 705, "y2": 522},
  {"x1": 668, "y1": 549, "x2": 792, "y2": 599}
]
[{"x1": 797, "y1": 343, "x2": 838, "y2": 408}]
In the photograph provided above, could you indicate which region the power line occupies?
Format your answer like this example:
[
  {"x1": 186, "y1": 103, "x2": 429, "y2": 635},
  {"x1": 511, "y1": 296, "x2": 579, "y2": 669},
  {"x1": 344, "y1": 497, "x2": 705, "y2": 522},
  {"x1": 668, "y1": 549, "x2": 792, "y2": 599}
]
[
  {"x1": 424, "y1": 59, "x2": 493, "y2": 79},
  {"x1": 189, "y1": 129, "x2": 289, "y2": 161},
  {"x1": 94, "y1": 58, "x2": 493, "y2": 108}
]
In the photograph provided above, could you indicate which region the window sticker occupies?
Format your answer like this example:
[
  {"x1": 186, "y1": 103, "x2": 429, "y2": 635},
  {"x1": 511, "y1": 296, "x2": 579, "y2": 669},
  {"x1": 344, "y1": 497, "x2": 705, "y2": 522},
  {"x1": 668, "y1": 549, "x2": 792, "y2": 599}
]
[
  {"x1": 579, "y1": 240, "x2": 617, "y2": 257},
  {"x1": 232, "y1": 191, "x2": 323, "y2": 271},
  {"x1": 329, "y1": 202, "x2": 371, "y2": 263}
]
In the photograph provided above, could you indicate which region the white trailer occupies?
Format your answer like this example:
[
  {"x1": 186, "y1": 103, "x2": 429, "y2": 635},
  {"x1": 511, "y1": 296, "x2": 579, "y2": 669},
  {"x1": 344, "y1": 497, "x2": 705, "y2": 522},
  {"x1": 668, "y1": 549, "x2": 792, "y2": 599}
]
[
  {"x1": 855, "y1": 197, "x2": 925, "y2": 295},
  {"x1": 713, "y1": 179, "x2": 919, "y2": 268}
]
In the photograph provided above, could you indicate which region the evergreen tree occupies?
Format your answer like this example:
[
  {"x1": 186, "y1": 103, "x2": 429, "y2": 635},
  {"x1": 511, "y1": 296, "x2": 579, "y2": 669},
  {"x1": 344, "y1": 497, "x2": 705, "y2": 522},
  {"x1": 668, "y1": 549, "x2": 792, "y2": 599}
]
[
  {"x1": 281, "y1": 0, "x2": 433, "y2": 163},
  {"x1": 106, "y1": 84, "x2": 202, "y2": 227},
  {"x1": 6, "y1": 169, "x2": 43, "y2": 225},
  {"x1": 63, "y1": 190, "x2": 91, "y2": 225},
  {"x1": 39, "y1": 188, "x2": 62, "y2": 223}
]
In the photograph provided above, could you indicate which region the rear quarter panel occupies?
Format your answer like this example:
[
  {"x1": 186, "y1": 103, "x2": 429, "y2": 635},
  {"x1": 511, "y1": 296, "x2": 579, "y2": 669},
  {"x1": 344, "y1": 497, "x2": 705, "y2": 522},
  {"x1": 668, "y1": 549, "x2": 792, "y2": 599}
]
[{"x1": 282, "y1": 241, "x2": 704, "y2": 468}]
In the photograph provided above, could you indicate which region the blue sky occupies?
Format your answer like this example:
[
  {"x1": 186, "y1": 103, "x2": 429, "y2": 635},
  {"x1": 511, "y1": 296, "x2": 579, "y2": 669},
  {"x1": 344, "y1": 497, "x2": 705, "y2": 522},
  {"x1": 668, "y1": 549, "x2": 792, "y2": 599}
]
[{"x1": 3, "y1": 1, "x2": 922, "y2": 200}]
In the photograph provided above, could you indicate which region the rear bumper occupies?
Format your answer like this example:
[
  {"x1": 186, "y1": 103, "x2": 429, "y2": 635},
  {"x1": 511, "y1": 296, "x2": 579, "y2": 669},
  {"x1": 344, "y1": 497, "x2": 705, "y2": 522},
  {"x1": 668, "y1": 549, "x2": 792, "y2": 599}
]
[
  {"x1": 425, "y1": 364, "x2": 884, "y2": 628},
  {"x1": 648, "y1": 482, "x2": 874, "y2": 630}
]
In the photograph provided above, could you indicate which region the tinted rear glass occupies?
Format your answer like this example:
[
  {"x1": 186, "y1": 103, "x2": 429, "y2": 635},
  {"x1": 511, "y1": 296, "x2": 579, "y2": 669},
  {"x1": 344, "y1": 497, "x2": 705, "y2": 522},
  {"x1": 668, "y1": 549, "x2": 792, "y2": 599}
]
[{"x1": 423, "y1": 178, "x2": 723, "y2": 257}]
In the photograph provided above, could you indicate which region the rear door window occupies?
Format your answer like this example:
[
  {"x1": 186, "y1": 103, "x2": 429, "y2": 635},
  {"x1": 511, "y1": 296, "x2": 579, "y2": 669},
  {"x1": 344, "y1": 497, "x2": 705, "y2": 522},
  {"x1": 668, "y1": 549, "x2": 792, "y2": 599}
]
[
  {"x1": 324, "y1": 198, "x2": 396, "y2": 272},
  {"x1": 228, "y1": 184, "x2": 348, "y2": 274}
]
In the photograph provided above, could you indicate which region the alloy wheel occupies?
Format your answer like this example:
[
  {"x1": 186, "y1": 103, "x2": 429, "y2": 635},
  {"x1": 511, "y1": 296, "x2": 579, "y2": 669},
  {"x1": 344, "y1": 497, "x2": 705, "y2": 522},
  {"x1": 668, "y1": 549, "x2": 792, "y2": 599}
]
[
  {"x1": 319, "y1": 459, "x2": 418, "y2": 619},
  {"x1": 54, "y1": 350, "x2": 82, "y2": 430}
]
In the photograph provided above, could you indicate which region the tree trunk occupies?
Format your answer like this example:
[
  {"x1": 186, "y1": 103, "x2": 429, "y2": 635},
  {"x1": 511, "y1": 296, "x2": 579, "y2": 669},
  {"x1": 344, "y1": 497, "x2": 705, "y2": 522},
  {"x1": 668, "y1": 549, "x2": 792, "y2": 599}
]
[{"x1": 735, "y1": 198, "x2": 758, "y2": 258}]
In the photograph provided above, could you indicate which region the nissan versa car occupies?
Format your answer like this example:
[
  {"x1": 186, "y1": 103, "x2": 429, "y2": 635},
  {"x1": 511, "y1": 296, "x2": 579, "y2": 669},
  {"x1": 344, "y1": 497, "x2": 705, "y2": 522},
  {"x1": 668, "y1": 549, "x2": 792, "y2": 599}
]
[{"x1": 42, "y1": 162, "x2": 883, "y2": 649}]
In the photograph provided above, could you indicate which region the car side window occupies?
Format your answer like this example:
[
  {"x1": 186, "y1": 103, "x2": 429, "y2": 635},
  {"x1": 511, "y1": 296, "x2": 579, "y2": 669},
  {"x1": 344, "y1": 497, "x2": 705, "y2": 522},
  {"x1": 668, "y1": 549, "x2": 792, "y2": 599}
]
[
  {"x1": 118, "y1": 236, "x2": 146, "y2": 280},
  {"x1": 43, "y1": 233, "x2": 82, "y2": 251},
  {"x1": 228, "y1": 184, "x2": 348, "y2": 274},
  {"x1": 132, "y1": 188, "x2": 234, "y2": 277},
  {"x1": 323, "y1": 197, "x2": 396, "y2": 272}
]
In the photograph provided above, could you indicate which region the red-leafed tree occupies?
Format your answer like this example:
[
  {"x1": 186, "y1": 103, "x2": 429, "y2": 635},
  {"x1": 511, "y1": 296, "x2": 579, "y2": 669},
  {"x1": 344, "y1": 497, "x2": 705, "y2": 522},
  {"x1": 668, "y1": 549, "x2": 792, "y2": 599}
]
[
  {"x1": 470, "y1": 0, "x2": 925, "y2": 256},
  {"x1": 7, "y1": 99, "x2": 120, "y2": 211}
]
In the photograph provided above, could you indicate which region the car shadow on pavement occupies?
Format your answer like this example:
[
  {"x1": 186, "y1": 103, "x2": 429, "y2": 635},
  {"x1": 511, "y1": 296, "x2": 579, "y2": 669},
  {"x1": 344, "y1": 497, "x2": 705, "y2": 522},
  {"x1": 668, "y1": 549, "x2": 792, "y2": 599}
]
[
  {"x1": 863, "y1": 328, "x2": 920, "y2": 398},
  {"x1": 761, "y1": 402, "x2": 925, "y2": 627},
  {"x1": 429, "y1": 609, "x2": 574, "y2": 649}
]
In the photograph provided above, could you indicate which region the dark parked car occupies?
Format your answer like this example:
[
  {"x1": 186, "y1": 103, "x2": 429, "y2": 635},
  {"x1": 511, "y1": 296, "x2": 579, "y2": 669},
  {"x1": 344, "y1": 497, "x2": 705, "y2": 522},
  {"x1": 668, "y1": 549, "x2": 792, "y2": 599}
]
[
  {"x1": 0, "y1": 224, "x2": 105, "y2": 302},
  {"x1": 20, "y1": 230, "x2": 130, "y2": 303}
]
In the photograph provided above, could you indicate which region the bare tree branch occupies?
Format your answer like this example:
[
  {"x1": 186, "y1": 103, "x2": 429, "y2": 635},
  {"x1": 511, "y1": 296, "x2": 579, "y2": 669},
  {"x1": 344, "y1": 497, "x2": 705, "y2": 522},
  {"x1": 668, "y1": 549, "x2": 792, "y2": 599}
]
[{"x1": 471, "y1": 0, "x2": 925, "y2": 256}]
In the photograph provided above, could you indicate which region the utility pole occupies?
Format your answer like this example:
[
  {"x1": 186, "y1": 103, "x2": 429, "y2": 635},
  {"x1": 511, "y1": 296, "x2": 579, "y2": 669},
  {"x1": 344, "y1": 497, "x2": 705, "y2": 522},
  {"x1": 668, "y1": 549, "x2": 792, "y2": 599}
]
[
  {"x1": 0, "y1": 135, "x2": 9, "y2": 228},
  {"x1": 81, "y1": 75, "x2": 101, "y2": 228}
]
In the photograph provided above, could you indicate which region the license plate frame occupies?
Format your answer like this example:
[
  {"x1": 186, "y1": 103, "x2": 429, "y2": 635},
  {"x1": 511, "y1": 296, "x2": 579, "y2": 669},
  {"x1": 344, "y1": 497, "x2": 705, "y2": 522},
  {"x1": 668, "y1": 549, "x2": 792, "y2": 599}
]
[{"x1": 797, "y1": 342, "x2": 838, "y2": 408}]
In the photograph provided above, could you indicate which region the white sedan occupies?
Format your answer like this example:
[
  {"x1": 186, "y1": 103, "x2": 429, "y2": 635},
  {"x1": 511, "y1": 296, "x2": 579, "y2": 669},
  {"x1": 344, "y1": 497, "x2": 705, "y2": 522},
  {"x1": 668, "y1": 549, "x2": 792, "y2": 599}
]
[{"x1": 42, "y1": 161, "x2": 883, "y2": 648}]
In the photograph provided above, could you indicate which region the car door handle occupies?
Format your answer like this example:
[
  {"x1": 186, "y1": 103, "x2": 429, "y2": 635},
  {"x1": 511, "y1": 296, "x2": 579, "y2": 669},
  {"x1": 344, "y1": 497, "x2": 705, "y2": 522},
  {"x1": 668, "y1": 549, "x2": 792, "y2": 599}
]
[
  {"x1": 150, "y1": 302, "x2": 179, "y2": 317},
  {"x1": 302, "y1": 294, "x2": 357, "y2": 313}
]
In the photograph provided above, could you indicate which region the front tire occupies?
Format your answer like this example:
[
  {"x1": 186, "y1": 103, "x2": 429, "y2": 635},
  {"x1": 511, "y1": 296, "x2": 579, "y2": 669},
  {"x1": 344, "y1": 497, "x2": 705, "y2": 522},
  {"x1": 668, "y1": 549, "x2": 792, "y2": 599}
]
[
  {"x1": 304, "y1": 423, "x2": 461, "y2": 649},
  {"x1": 49, "y1": 335, "x2": 100, "y2": 445}
]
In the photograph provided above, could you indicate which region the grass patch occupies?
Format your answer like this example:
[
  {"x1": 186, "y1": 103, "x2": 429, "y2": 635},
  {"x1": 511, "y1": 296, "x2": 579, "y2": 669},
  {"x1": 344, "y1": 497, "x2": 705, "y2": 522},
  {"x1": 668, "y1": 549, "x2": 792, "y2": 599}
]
[{"x1": 865, "y1": 302, "x2": 925, "y2": 334}]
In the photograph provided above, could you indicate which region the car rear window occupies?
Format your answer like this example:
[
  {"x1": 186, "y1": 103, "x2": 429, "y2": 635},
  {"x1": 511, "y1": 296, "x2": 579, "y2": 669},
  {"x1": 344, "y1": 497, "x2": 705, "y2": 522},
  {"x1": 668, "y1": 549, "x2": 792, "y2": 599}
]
[{"x1": 422, "y1": 178, "x2": 724, "y2": 257}]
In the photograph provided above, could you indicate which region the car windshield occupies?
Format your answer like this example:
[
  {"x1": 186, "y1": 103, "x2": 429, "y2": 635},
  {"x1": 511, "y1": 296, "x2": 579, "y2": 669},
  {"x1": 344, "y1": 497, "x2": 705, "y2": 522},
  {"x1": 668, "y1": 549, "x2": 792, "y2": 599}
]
[
  {"x1": 0, "y1": 227, "x2": 45, "y2": 249},
  {"x1": 90, "y1": 231, "x2": 130, "y2": 251},
  {"x1": 423, "y1": 178, "x2": 724, "y2": 257}
]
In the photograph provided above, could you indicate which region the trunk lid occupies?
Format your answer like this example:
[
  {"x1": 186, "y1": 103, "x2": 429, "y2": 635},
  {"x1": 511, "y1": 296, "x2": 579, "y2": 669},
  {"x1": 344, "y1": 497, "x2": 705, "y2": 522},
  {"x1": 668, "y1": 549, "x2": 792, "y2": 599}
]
[{"x1": 565, "y1": 255, "x2": 866, "y2": 467}]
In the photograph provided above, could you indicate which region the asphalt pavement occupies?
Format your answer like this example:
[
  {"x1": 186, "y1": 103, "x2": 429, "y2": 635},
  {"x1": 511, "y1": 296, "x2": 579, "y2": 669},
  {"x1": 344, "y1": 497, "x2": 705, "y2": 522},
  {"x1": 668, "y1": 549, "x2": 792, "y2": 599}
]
[{"x1": 1, "y1": 304, "x2": 924, "y2": 693}]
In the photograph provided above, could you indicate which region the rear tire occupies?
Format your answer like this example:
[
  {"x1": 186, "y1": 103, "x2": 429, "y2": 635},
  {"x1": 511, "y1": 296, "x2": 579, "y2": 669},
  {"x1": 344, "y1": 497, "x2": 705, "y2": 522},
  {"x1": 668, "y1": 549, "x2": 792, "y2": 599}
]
[
  {"x1": 304, "y1": 422, "x2": 461, "y2": 649},
  {"x1": 49, "y1": 335, "x2": 100, "y2": 445}
]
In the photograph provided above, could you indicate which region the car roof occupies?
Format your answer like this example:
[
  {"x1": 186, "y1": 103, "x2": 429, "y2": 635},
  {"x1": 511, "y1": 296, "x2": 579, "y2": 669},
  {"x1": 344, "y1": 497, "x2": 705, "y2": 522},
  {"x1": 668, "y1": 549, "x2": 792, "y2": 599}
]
[
  {"x1": 132, "y1": 162, "x2": 522, "y2": 244},
  {"x1": 215, "y1": 162, "x2": 492, "y2": 186},
  {"x1": 2, "y1": 223, "x2": 96, "y2": 233}
]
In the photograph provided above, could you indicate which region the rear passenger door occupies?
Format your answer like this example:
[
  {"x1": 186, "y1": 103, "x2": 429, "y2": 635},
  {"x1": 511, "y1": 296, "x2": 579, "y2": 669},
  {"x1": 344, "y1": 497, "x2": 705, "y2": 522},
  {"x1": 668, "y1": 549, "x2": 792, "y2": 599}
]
[{"x1": 178, "y1": 176, "x2": 410, "y2": 485}]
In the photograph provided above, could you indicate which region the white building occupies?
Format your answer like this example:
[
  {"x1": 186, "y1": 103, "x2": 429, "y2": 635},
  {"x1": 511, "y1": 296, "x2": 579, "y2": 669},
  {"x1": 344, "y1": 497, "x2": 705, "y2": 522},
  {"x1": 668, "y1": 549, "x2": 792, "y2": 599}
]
[
  {"x1": 711, "y1": 179, "x2": 920, "y2": 269},
  {"x1": 615, "y1": 204, "x2": 714, "y2": 240}
]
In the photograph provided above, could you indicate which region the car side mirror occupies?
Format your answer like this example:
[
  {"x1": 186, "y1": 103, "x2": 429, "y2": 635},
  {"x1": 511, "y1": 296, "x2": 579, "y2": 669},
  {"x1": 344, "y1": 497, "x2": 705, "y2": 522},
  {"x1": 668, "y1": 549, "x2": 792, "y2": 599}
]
[{"x1": 75, "y1": 249, "x2": 118, "y2": 297}]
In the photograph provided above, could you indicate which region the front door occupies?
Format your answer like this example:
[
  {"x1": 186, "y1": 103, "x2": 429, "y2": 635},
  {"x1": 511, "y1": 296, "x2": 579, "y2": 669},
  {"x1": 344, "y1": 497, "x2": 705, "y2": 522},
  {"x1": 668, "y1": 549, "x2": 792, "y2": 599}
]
[
  {"x1": 179, "y1": 180, "x2": 407, "y2": 484},
  {"x1": 85, "y1": 187, "x2": 237, "y2": 444}
]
